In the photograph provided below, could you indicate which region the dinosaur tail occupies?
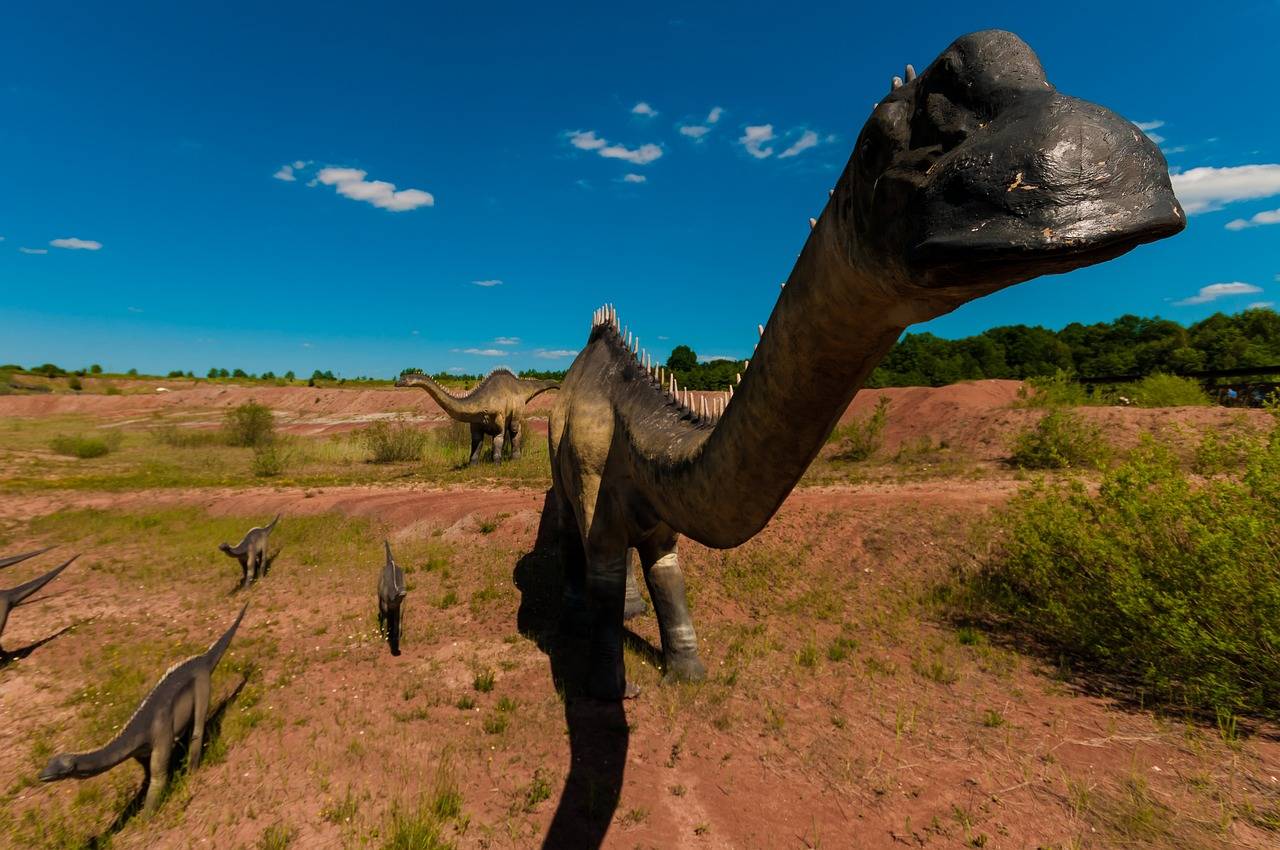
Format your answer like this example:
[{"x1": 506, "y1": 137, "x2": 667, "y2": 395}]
[
  {"x1": 5, "y1": 554, "x2": 77, "y2": 606},
  {"x1": 205, "y1": 602, "x2": 249, "y2": 669},
  {"x1": 265, "y1": 514, "x2": 281, "y2": 534},
  {"x1": 0, "y1": 546, "x2": 55, "y2": 571}
]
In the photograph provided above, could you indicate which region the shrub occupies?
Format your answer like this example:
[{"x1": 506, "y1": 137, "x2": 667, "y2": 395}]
[
  {"x1": 362, "y1": 418, "x2": 428, "y2": 463},
  {"x1": 50, "y1": 432, "x2": 121, "y2": 459},
  {"x1": 828, "y1": 396, "x2": 890, "y2": 462},
  {"x1": 67, "y1": 376, "x2": 83, "y2": 392},
  {"x1": 1017, "y1": 369, "x2": 1092, "y2": 408},
  {"x1": 955, "y1": 434, "x2": 1280, "y2": 717},
  {"x1": 1118, "y1": 373, "x2": 1211, "y2": 408},
  {"x1": 1009, "y1": 409, "x2": 1108, "y2": 470},
  {"x1": 251, "y1": 441, "x2": 292, "y2": 477},
  {"x1": 223, "y1": 401, "x2": 276, "y2": 447},
  {"x1": 153, "y1": 424, "x2": 222, "y2": 448}
]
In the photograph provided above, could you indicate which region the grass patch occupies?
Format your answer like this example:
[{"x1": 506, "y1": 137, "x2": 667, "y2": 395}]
[
  {"x1": 1119, "y1": 372, "x2": 1212, "y2": 408},
  {"x1": 1009, "y1": 409, "x2": 1108, "y2": 470},
  {"x1": 380, "y1": 758, "x2": 464, "y2": 850},
  {"x1": 50, "y1": 431, "x2": 121, "y2": 459},
  {"x1": 828, "y1": 396, "x2": 890, "y2": 462},
  {"x1": 362, "y1": 418, "x2": 429, "y2": 463}
]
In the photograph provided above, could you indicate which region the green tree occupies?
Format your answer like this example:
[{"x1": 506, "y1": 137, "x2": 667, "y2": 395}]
[{"x1": 666, "y1": 345, "x2": 697, "y2": 373}]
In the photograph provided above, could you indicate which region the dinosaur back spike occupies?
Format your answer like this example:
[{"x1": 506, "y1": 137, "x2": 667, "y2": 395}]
[
  {"x1": 0, "y1": 546, "x2": 55, "y2": 571},
  {"x1": 4, "y1": 554, "x2": 77, "y2": 606}
]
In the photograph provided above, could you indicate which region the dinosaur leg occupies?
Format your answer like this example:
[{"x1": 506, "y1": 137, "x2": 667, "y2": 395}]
[
  {"x1": 468, "y1": 424, "x2": 484, "y2": 466},
  {"x1": 582, "y1": 495, "x2": 638, "y2": 701},
  {"x1": 556, "y1": 491, "x2": 591, "y2": 638},
  {"x1": 491, "y1": 418, "x2": 506, "y2": 463},
  {"x1": 0, "y1": 599, "x2": 11, "y2": 655},
  {"x1": 623, "y1": 548, "x2": 649, "y2": 620},
  {"x1": 189, "y1": 672, "x2": 211, "y2": 770},
  {"x1": 388, "y1": 605, "x2": 402, "y2": 656},
  {"x1": 143, "y1": 713, "x2": 174, "y2": 813},
  {"x1": 508, "y1": 417, "x2": 523, "y2": 460},
  {"x1": 239, "y1": 555, "x2": 250, "y2": 588},
  {"x1": 638, "y1": 533, "x2": 707, "y2": 684}
]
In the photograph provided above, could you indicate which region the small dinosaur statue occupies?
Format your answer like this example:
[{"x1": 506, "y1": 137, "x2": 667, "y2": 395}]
[
  {"x1": 395, "y1": 369, "x2": 559, "y2": 464},
  {"x1": 377, "y1": 540, "x2": 407, "y2": 656},
  {"x1": 548, "y1": 30, "x2": 1185, "y2": 699},
  {"x1": 218, "y1": 515, "x2": 280, "y2": 588},
  {"x1": 39, "y1": 603, "x2": 249, "y2": 813},
  {"x1": 0, "y1": 552, "x2": 77, "y2": 657}
]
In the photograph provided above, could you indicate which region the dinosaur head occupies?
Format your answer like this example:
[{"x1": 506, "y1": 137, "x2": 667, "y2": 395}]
[
  {"x1": 836, "y1": 30, "x2": 1183, "y2": 321},
  {"x1": 394, "y1": 372, "x2": 423, "y2": 388},
  {"x1": 39, "y1": 753, "x2": 82, "y2": 781},
  {"x1": 218, "y1": 542, "x2": 233, "y2": 555},
  {"x1": 522, "y1": 378, "x2": 560, "y2": 403}
]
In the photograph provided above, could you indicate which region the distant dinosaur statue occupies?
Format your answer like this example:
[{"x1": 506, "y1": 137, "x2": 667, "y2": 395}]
[
  {"x1": 39, "y1": 604, "x2": 248, "y2": 812},
  {"x1": 377, "y1": 541, "x2": 407, "y2": 656},
  {"x1": 218, "y1": 515, "x2": 280, "y2": 588},
  {"x1": 395, "y1": 370, "x2": 559, "y2": 464},
  {"x1": 547, "y1": 30, "x2": 1185, "y2": 700},
  {"x1": 0, "y1": 552, "x2": 77, "y2": 657}
]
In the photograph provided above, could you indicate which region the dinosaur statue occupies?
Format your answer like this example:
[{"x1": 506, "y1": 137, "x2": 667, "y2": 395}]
[
  {"x1": 547, "y1": 30, "x2": 1184, "y2": 700},
  {"x1": 39, "y1": 603, "x2": 248, "y2": 813},
  {"x1": 377, "y1": 540, "x2": 407, "y2": 656},
  {"x1": 395, "y1": 370, "x2": 559, "y2": 464},
  {"x1": 0, "y1": 552, "x2": 77, "y2": 657},
  {"x1": 218, "y1": 515, "x2": 280, "y2": 589}
]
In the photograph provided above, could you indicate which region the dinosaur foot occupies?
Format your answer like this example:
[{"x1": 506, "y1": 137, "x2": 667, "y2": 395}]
[
  {"x1": 663, "y1": 654, "x2": 708, "y2": 684},
  {"x1": 623, "y1": 595, "x2": 649, "y2": 621}
]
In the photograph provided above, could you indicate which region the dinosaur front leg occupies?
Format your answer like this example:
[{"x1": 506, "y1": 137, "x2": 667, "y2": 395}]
[
  {"x1": 508, "y1": 417, "x2": 523, "y2": 460},
  {"x1": 387, "y1": 604, "x2": 402, "y2": 656},
  {"x1": 491, "y1": 418, "x2": 506, "y2": 463},
  {"x1": 238, "y1": 555, "x2": 250, "y2": 588},
  {"x1": 188, "y1": 673, "x2": 211, "y2": 771},
  {"x1": 468, "y1": 424, "x2": 484, "y2": 465},
  {"x1": 556, "y1": 493, "x2": 592, "y2": 638},
  {"x1": 623, "y1": 548, "x2": 649, "y2": 620},
  {"x1": 638, "y1": 533, "x2": 707, "y2": 684},
  {"x1": 585, "y1": 543, "x2": 638, "y2": 700}
]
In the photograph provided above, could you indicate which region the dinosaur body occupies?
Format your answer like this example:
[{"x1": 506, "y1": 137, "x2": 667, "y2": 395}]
[
  {"x1": 218, "y1": 515, "x2": 279, "y2": 588},
  {"x1": 548, "y1": 30, "x2": 1184, "y2": 700},
  {"x1": 39, "y1": 604, "x2": 248, "y2": 812},
  {"x1": 377, "y1": 541, "x2": 407, "y2": 656},
  {"x1": 395, "y1": 370, "x2": 559, "y2": 463},
  {"x1": 0, "y1": 552, "x2": 77, "y2": 656}
]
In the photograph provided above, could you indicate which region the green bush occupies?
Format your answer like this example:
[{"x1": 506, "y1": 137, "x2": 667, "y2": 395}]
[
  {"x1": 1009, "y1": 409, "x2": 1108, "y2": 470},
  {"x1": 67, "y1": 376, "x2": 83, "y2": 392},
  {"x1": 362, "y1": 418, "x2": 428, "y2": 463},
  {"x1": 153, "y1": 424, "x2": 222, "y2": 448},
  {"x1": 1017, "y1": 369, "x2": 1092, "y2": 408},
  {"x1": 50, "y1": 432, "x2": 121, "y2": 459},
  {"x1": 1117, "y1": 373, "x2": 1211, "y2": 408},
  {"x1": 955, "y1": 433, "x2": 1280, "y2": 717},
  {"x1": 251, "y1": 441, "x2": 292, "y2": 477},
  {"x1": 828, "y1": 396, "x2": 890, "y2": 462},
  {"x1": 223, "y1": 401, "x2": 276, "y2": 447}
]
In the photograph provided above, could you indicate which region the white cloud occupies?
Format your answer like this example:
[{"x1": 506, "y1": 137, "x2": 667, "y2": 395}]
[
  {"x1": 494, "y1": 336, "x2": 520, "y2": 345},
  {"x1": 50, "y1": 237, "x2": 102, "y2": 250},
  {"x1": 698, "y1": 355, "x2": 739, "y2": 362},
  {"x1": 293, "y1": 160, "x2": 307, "y2": 169},
  {"x1": 301, "y1": 342, "x2": 313, "y2": 348},
  {"x1": 127, "y1": 306, "x2": 143, "y2": 313},
  {"x1": 1171, "y1": 164, "x2": 1280, "y2": 214},
  {"x1": 315, "y1": 166, "x2": 434, "y2": 211},
  {"x1": 1248, "y1": 301, "x2": 1275, "y2": 309},
  {"x1": 678, "y1": 106, "x2": 724, "y2": 140},
  {"x1": 1145, "y1": 132, "x2": 1166, "y2": 145},
  {"x1": 740, "y1": 124, "x2": 776, "y2": 159},
  {"x1": 535, "y1": 349, "x2": 578, "y2": 359},
  {"x1": 632, "y1": 102, "x2": 657, "y2": 117},
  {"x1": 622, "y1": 173, "x2": 646, "y2": 183},
  {"x1": 454, "y1": 348, "x2": 506, "y2": 356},
  {"x1": 273, "y1": 164, "x2": 297, "y2": 181},
  {"x1": 1134, "y1": 120, "x2": 1165, "y2": 131},
  {"x1": 1174, "y1": 281, "x2": 1263, "y2": 306},
  {"x1": 18, "y1": 247, "x2": 47, "y2": 254},
  {"x1": 567, "y1": 130, "x2": 662, "y2": 165},
  {"x1": 471, "y1": 279, "x2": 503, "y2": 287},
  {"x1": 778, "y1": 130, "x2": 820, "y2": 159},
  {"x1": 1225, "y1": 208, "x2": 1280, "y2": 231},
  {"x1": 0, "y1": 236, "x2": 5, "y2": 241}
]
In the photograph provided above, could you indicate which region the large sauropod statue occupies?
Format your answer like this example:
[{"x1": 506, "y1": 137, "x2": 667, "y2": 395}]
[
  {"x1": 0, "y1": 552, "x2": 77, "y2": 656},
  {"x1": 217, "y1": 515, "x2": 280, "y2": 588},
  {"x1": 39, "y1": 604, "x2": 249, "y2": 812},
  {"x1": 377, "y1": 540, "x2": 407, "y2": 656},
  {"x1": 548, "y1": 30, "x2": 1185, "y2": 700},
  {"x1": 395, "y1": 370, "x2": 559, "y2": 463}
]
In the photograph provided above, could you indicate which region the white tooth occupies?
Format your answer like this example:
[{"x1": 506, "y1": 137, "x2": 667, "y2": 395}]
[
  {"x1": 728, "y1": 385, "x2": 733, "y2": 398},
  {"x1": 757, "y1": 324, "x2": 764, "y2": 337},
  {"x1": 892, "y1": 75, "x2": 903, "y2": 90},
  {"x1": 744, "y1": 359, "x2": 749, "y2": 369},
  {"x1": 780, "y1": 281, "x2": 786, "y2": 289},
  {"x1": 735, "y1": 373, "x2": 741, "y2": 384},
  {"x1": 809, "y1": 217, "x2": 817, "y2": 229},
  {"x1": 905, "y1": 63, "x2": 916, "y2": 82},
  {"x1": 828, "y1": 189, "x2": 834, "y2": 197}
]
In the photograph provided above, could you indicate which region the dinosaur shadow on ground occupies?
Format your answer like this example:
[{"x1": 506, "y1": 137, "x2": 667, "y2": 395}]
[
  {"x1": 84, "y1": 669, "x2": 254, "y2": 847},
  {"x1": 515, "y1": 489, "x2": 659, "y2": 850},
  {"x1": 0, "y1": 622, "x2": 79, "y2": 668},
  {"x1": 225, "y1": 549, "x2": 281, "y2": 597}
]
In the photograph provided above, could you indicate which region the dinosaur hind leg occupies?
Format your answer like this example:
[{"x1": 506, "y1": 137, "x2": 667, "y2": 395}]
[
  {"x1": 468, "y1": 424, "x2": 484, "y2": 466},
  {"x1": 143, "y1": 713, "x2": 174, "y2": 813},
  {"x1": 387, "y1": 606, "x2": 402, "y2": 656},
  {"x1": 638, "y1": 532, "x2": 707, "y2": 684},
  {"x1": 239, "y1": 555, "x2": 250, "y2": 589},
  {"x1": 188, "y1": 672, "x2": 211, "y2": 771},
  {"x1": 623, "y1": 548, "x2": 649, "y2": 620},
  {"x1": 508, "y1": 417, "x2": 523, "y2": 460},
  {"x1": 581, "y1": 497, "x2": 638, "y2": 700},
  {"x1": 491, "y1": 418, "x2": 506, "y2": 463}
]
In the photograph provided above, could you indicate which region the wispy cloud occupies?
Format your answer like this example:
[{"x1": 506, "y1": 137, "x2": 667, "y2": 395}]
[
  {"x1": 454, "y1": 348, "x2": 506, "y2": 356},
  {"x1": 471, "y1": 279, "x2": 503, "y2": 287},
  {"x1": 1174, "y1": 281, "x2": 1263, "y2": 306},
  {"x1": 678, "y1": 106, "x2": 724, "y2": 140},
  {"x1": 273, "y1": 165, "x2": 297, "y2": 181},
  {"x1": 1171, "y1": 164, "x2": 1280, "y2": 214},
  {"x1": 778, "y1": 130, "x2": 820, "y2": 159},
  {"x1": 494, "y1": 336, "x2": 520, "y2": 345},
  {"x1": 1134, "y1": 120, "x2": 1165, "y2": 132},
  {"x1": 740, "y1": 124, "x2": 776, "y2": 158},
  {"x1": 1248, "y1": 301, "x2": 1275, "y2": 309},
  {"x1": 622, "y1": 173, "x2": 646, "y2": 184},
  {"x1": 127, "y1": 306, "x2": 143, "y2": 313},
  {"x1": 567, "y1": 130, "x2": 662, "y2": 165},
  {"x1": 50, "y1": 237, "x2": 102, "y2": 250},
  {"x1": 18, "y1": 247, "x2": 47, "y2": 255},
  {"x1": 535, "y1": 349, "x2": 578, "y2": 359},
  {"x1": 741, "y1": 124, "x2": 825, "y2": 160},
  {"x1": 315, "y1": 166, "x2": 434, "y2": 211},
  {"x1": 631, "y1": 102, "x2": 657, "y2": 117},
  {"x1": 1225, "y1": 207, "x2": 1280, "y2": 231}
]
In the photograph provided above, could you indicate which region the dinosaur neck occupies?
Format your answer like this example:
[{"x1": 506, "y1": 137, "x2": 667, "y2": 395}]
[
  {"x1": 402, "y1": 375, "x2": 487, "y2": 420},
  {"x1": 636, "y1": 218, "x2": 910, "y2": 548},
  {"x1": 70, "y1": 728, "x2": 145, "y2": 776}
]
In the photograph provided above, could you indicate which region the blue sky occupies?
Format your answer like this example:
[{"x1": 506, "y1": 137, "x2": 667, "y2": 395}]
[{"x1": 2, "y1": 1, "x2": 1278, "y2": 376}]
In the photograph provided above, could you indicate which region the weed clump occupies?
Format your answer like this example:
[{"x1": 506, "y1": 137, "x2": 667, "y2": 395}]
[
  {"x1": 828, "y1": 396, "x2": 890, "y2": 462},
  {"x1": 1017, "y1": 369, "x2": 1092, "y2": 408},
  {"x1": 1118, "y1": 372, "x2": 1211, "y2": 408},
  {"x1": 252, "y1": 441, "x2": 293, "y2": 477},
  {"x1": 1009, "y1": 409, "x2": 1108, "y2": 470},
  {"x1": 955, "y1": 433, "x2": 1280, "y2": 718},
  {"x1": 223, "y1": 400, "x2": 276, "y2": 447},
  {"x1": 362, "y1": 418, "x2": 428, "y2": 463},
  {"x1": 50, "y1": 432, "x2": 121, "y2": 459}
]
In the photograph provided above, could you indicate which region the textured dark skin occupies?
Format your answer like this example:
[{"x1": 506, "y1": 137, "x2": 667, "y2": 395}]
[
  {"x1": 548, "y1": 30, "x2": 1184, "y2": 701},
  {"x1": 395, "y1": 370, "x2": 559, "y2": 464},
  {"x1": 39, "y1": 604, "x2": 247, "y2": 812},
  {"x1": 377, "y1": 541, "x2": 407, "y2": 656},
  {"x1": 218, "y1": 515, "x2": 279, "y2": 589},
  {"x1": 0, "y1": 552, "x2": 77, "y2": 656}
]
